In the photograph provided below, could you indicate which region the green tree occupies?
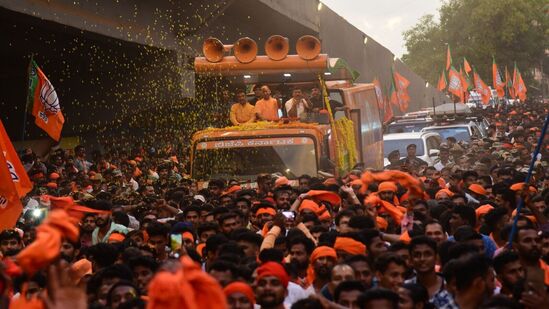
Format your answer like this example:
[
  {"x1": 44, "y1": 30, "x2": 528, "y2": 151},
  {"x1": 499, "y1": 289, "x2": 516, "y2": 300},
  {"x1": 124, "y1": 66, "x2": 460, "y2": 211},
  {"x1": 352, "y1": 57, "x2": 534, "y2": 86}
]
[{"x1": 402, "y1": 0, "x2": 548, "y2": 94}]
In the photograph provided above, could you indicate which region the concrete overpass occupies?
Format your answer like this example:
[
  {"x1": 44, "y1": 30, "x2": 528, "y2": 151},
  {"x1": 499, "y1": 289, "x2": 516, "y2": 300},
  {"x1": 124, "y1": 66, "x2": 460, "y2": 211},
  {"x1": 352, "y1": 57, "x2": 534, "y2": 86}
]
[{"x1": 0, "y1": 0, "x2": 447, "y2": 144}]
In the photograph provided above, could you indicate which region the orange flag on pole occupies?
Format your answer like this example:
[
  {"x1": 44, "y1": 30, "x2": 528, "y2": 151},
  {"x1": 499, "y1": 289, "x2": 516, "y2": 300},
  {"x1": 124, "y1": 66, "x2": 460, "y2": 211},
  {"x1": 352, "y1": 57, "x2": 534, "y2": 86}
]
[
  {"x1": 27, "y1": 60, "x2": 65, "y2": 141},
  {"x1": 516, "y1": 72, "x2": 527, "y2": 101},
  {"x1": 505, "y1": 66, "x2": 515, "y2": 99},
  {"x1": 446, "y1": 45, "x2": 452, "y2": 70},
  {"x1": 492, "y1": 58, "x2": 505, "y2": 98},
  {"x1": 463, "y1": 57, "x2": 472, "y2": 74},
  {"x1": 437, "y1": 71, "x2": 447, "y2": 91},
  {"x1": 473, "y1": 70, "x2": 491, "y2": 105},
  {"x1": 393, "y1": 69, "x2": 410, "y2": 112},
  {"x1": 383, "y1": 96, "x2": 394, "y2": 123},
  {"x1": 513, "y1": 63, "x2": 527, "y2": 102},
  {"x1": 459, "y1": 67, "x2": 469, "y2": 102},
  {"x1": 447, "y1": 67, "x2": 464, "y2": 102},
  {"x1": 0, "y1": 120, "x2": 33, "y2": 231}
]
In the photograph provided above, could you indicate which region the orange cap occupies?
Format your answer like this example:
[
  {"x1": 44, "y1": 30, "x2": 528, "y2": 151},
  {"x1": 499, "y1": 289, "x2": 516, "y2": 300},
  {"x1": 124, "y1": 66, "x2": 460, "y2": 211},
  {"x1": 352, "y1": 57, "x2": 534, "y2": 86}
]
[
  {"x1": 182, "y1": 232, "x2": 195, "y2": 243},
  {"x1": 49, "y1": 172, "x2": 60, "y2": 180},
  {"x1": 274, "y1": 176, "x2": 289, "y2": 188},
  {"x1": 475, "y1": 204, "x2": 494, "y2": 219},
  {"x1": 108, "y1": 232, "x2": 126, "y2": 243},
  {"x1": 435, "y1": 188, "x2": 454, "y2": 199},
  {"x1": 334, "y1": 237, "x2": 366, "y2": 255},
  {"x1": 71, "y1": 258, "x2": 92, "y2": 284},
  {"x1": 468, "y1": 184, "x2": 487, "y2": 196},
  {"x1": 256, "y1": 207, "x2": 276, "y2": 217},
  {"x1": 510, "y1": 182, "x2": 537, "y2": 193}
]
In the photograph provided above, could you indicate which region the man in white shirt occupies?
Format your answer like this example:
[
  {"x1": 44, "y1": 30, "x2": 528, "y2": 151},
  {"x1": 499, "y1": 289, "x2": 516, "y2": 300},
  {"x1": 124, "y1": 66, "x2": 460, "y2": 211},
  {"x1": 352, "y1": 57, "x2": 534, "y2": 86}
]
[{"x1": 285, "y1": 88, "x2": 311, "y2": 118}]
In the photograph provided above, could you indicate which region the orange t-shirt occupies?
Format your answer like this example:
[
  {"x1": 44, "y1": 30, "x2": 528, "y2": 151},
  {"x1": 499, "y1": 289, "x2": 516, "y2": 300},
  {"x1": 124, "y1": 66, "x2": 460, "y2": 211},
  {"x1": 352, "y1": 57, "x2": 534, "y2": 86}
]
[{"x1": 255, "y1": 98, "x2": 279, "y2": 121}]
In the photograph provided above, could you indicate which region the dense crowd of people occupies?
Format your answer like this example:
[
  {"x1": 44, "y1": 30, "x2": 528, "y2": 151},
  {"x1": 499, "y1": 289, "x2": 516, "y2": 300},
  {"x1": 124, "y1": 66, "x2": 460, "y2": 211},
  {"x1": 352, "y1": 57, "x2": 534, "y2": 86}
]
[{"x1": 1, "y1": 100, "x2": 549, "y2": 309}]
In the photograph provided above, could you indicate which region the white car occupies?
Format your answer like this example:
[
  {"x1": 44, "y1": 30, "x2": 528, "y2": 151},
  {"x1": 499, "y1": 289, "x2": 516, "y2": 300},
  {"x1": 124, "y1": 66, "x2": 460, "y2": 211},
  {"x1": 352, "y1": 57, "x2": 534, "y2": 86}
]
[
  {"x1": 421, "y1": 121, "x2": 486, "y2": 142},
  {"x1": 383, "y1": 132, "x2": 443, "y2": 167}
]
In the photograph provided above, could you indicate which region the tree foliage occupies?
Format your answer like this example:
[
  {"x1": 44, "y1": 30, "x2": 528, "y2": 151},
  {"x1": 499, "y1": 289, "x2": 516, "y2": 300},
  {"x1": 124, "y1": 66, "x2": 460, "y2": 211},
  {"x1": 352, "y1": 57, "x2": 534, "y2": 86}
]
[{"x1": 402, "y1": 0, "x2": 548, "y2": 91}]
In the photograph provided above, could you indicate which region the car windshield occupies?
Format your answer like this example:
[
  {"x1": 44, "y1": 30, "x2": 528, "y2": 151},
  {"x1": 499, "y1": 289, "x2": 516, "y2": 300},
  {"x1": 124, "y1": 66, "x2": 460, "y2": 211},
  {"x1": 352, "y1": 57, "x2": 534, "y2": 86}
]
[
  {"x1": 423, "y1": 127, "x2": 470, "y2": 141},
  {"x1": 383, "y1": 139, "x2": 424, "y2": 157},
  {"x1": 387, "y1": 122, "x2": 431, "y2": 133},
  {"x1": 192, "y1": 136, "x2": 317, "y2": 180}
]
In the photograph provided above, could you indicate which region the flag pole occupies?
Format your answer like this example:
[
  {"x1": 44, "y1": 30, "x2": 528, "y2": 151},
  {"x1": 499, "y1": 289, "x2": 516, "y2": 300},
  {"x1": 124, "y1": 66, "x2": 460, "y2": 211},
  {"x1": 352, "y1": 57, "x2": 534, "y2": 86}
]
[
  {"x1": 507, "y1": 112, "x2": 549, "y2": 248},
  {"x1": 22, "y1": 54, "x2": 33, "y2": 141}
]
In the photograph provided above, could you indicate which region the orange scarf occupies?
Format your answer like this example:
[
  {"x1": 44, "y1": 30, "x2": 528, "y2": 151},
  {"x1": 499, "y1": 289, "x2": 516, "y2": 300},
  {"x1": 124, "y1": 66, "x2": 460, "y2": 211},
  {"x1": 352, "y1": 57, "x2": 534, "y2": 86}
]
[
  {"x1": 334, "y1": 237, "x2": 366, "y2": 255},
  {"x1": 16, "y1": 209, "x2": 79, "y2": 275},
  {"x1": 147, "y1": 256, "x2": 226, "y2": 309}
]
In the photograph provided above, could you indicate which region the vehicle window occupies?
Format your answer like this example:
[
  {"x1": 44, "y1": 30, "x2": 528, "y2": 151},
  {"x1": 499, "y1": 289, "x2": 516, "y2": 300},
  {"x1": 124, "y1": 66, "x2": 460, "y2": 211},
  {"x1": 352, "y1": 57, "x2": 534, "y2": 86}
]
[
  {"x1": 387, "y1": 122, "x2": 431, "y2": 133},
  {"x1": 193, "y1": 137, "x2": 317, "y2": 180},
  {"x1": 334, "y1": 111, "x2": 346, "y2": 120},
  {"x1": 423, "y1": 127, "x2": 471, "y2": 141},
  {"x1": 426, "y1": 137, "x2": 439, "y2": 151},
  {"x1": 383, "y1": 139, "x2": 425, "y2": 157}
]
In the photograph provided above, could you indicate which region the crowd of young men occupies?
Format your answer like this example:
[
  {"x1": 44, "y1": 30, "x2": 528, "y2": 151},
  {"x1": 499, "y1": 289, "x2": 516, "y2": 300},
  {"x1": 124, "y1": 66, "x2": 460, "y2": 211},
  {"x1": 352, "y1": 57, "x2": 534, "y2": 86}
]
[{"x1": 1, "y1": 101, "x2": 549, "y2": 309}]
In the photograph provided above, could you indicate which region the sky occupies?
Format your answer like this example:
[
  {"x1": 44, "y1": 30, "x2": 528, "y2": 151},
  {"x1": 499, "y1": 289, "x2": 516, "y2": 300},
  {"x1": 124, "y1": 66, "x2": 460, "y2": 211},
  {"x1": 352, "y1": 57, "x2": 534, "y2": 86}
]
[{"x1": 321, "y1": 0, "x2": 442, "y2": 57}]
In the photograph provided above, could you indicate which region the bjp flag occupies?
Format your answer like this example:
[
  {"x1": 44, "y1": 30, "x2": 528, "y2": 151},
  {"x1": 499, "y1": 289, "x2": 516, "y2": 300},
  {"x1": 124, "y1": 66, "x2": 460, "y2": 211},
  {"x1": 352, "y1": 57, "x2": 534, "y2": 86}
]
[
  {"x1": 0, "y1": 120, "x2": 33, "y2": 231},
  {"x1": 27, "y1": 60, "x2": 64, "y2": 141},
  {"x1": 463, "y1": 57, "x2": 472, "y2": 74},
  {"x1": 446, "y1": 45, "x2": 452, "y2": 70},
  {"x1": 473, "y1": 71, "x2": 491, "y2": 105},
  {"x1": 437, "y1": 71, "x2": 447, "y2": 91},
  {"x1": 447, "y1": 67, "x2": 464, "y2": 102}
]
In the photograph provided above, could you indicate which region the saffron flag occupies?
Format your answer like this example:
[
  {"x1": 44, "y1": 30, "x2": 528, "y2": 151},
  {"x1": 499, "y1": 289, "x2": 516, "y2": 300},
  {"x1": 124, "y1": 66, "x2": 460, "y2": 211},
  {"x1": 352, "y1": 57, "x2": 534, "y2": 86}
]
[
  {"x1": 492, "y1": 58, "x2": 505, "y2": 98},
  {"x1": 505, "y1": 66, "x2": 515, "y2": 99},
  {"x1": 473, "y1": 71, "x2": 491, "y2": 105},
  {"x1": 0, "y1": 120, "x2": 33, "y2": 231},
  {"x1": 27, "y1": 60, "x2": 64, "y2": 141},
  {"x1": 373, "y1": 78, "x2": 384, "y2": 109},
  {"x1": 437, "y1": 71, "x2": 447, "y2": 91},
  {"x1": 459, "y1": 67, "x2": 470, "y2": 102},
  {"x1": 515, "y1": 72, "x2": 527, "y2": 101},
  {"x1": 447, "y1": 67, "x2": 464, "y2": 102},
  {"x1": 393, "y1": 69, "x2": 410, "y2": 112},
  {"x1": 383, "y1": 96, "x2": 394, "y2": 123},
  {"x1": 446, "y1": 45, "x2": 452, "y2": 70},
  {"x1": 463, "y1": 57, "x2": 472, "y2": 74}
]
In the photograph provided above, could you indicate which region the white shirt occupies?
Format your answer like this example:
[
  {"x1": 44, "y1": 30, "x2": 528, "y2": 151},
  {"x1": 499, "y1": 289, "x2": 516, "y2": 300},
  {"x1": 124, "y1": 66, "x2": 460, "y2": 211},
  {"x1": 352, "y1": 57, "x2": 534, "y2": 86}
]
[{"x1": 285, "y1": 98, "x2": 308, "y2": 118}]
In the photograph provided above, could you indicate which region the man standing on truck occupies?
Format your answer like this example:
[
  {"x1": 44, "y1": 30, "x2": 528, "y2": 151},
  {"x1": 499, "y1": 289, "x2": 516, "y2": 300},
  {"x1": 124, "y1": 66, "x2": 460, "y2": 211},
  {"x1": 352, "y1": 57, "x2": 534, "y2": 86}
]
[
  {"x1": 255, "y1": 85, "x2": 280, "y2": 122},
  {"x1": 285, "y1": 88, "x2": 311, "y2": 118},
  {"x1": 230, "y1": 90, "x2": 256, "y2": 125}
]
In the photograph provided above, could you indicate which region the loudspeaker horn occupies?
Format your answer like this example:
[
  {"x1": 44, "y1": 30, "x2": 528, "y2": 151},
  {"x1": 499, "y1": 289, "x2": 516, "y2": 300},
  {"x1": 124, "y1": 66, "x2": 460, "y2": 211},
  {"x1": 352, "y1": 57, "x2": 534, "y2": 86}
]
[
  {"x1": 203, "y1": 37, "x2": 232, "y2": 63},
  {"x1": 234, "y1": 37, "x2": 258, "y2": 64},
  {"x1": 296, "y1": 35, "x2": 321, "y2": 60},
  {"x1": 265, "y1": 35, "x2": 289, "y2": 61}
]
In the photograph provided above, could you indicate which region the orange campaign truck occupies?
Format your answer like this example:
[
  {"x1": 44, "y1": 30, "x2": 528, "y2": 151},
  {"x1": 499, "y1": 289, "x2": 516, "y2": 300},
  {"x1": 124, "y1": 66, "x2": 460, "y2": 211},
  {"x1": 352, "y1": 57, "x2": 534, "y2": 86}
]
[{"x1": 190, "y1": 35, "x2": 383, "y2": 181}]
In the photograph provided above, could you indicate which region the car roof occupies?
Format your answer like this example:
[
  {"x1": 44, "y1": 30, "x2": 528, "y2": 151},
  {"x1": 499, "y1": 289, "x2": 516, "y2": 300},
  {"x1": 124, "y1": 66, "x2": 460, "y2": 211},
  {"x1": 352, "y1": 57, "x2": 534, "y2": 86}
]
[
  {"x1": 422, "y1": 123, "x2": 475, "y2": 130},
  {"x1": 383, "y1": 132, "x2": 440, "y2": 140}
]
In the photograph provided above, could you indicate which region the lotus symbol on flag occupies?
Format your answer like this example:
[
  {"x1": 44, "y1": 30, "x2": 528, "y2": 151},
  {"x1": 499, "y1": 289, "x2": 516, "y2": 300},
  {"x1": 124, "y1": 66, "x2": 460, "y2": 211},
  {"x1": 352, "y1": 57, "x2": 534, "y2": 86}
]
[{"x1": 40, "y1": 80, "x2": 60, "y2": 115}]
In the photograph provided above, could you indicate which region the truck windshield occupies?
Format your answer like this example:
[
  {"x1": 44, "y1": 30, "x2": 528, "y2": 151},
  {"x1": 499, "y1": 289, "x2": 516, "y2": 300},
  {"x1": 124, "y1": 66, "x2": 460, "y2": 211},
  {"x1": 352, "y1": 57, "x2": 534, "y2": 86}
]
[
  {"x1": 423, "y1": 127, "x2": 470, "y2": 141},
  {"x1": 192, "y1": 136, "x2": 317, "y2": 180}
]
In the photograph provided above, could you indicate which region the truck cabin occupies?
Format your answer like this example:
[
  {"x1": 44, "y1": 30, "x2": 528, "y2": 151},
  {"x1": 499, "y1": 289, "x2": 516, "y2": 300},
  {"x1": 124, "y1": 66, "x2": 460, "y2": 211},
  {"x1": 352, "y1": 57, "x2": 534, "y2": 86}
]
[{"x1": 191, "y1": 35, "x2": 383, "y2": 180}]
